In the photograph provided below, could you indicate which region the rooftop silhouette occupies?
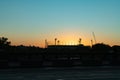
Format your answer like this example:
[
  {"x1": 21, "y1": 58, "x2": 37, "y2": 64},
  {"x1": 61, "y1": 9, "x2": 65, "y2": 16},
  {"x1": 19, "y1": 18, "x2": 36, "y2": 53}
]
[{"x1": 0, "y1": 36, "x2": 120, "y2": 68}]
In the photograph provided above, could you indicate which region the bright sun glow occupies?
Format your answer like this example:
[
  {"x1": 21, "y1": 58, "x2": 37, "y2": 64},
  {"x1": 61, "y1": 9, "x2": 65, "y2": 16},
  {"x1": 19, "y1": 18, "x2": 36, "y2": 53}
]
[{"x1": 64, "y1": 40, "x2": 78, "y2": 45}]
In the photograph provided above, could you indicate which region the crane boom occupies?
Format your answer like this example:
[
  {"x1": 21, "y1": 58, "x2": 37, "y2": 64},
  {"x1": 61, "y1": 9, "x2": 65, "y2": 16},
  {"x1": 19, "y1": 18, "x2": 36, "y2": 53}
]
[{"x1": 92, "y1": 32, "x2": 97, "y2": 44}]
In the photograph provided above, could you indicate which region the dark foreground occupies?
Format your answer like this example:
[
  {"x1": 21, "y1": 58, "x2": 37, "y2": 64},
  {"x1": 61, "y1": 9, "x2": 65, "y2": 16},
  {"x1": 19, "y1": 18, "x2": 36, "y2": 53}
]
[{"x1": 1, "y1": 66, "x2": 120, "y2": 80}]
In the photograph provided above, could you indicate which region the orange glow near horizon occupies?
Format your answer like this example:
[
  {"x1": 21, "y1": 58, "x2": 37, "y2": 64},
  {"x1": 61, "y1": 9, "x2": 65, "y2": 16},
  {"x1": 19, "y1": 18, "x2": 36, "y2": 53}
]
[
  {"x1": 10, "y1": 36, "x2": 119, "y2": 48},
  {"x1": 9, "y1": 31, "x2": 90, "y2": 47},
  {"x1": 9, "y1": 32, "x2": 90, "y2": 48},
  {"x1": 11, "y1": 38, "x2": 117, "y2": 48},
  {"x1": 9, "y1": 31, "x2": 120, "y2": 48},
  {"x1": 1, "y1": 0, "x2": 120, "y2": 48}
]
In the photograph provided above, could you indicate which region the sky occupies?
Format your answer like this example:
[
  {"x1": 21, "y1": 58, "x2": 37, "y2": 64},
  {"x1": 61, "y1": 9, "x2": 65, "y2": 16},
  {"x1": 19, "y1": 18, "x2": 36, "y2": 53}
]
[{"x1": 0, "y1": 0, "x2": 120, "y2": 47}]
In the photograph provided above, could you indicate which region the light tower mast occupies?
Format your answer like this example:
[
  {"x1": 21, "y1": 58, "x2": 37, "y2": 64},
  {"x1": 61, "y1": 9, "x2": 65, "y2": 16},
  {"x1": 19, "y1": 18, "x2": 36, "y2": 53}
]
[
  {"x1": 79, "y1": 38, "x2": 82, "y2": 45},
  {"x1": 55, "y1": 38, "x2": 57, "y2": 45},
  {"x1": 45, "y1": 39, "x2": 48, "y2": 48},
  {"x1": 57, "y1": 40, "x2": 60, "y2": 45},
  {"x1": 91, "y1": 39, "x2": 93, "y2": 47}
]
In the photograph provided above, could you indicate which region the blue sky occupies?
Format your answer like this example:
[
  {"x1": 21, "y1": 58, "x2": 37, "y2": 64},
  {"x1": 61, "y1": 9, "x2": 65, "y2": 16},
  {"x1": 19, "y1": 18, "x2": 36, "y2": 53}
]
[{"x1": 0, "y1": 0, "x2": 120, "y2": 47}]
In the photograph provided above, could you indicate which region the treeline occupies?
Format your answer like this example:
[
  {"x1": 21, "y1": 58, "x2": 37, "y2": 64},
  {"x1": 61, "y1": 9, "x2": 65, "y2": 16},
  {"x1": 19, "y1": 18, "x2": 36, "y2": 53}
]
[{"x1": 0, "y1": 37, "x2": 120, "y2": 68}]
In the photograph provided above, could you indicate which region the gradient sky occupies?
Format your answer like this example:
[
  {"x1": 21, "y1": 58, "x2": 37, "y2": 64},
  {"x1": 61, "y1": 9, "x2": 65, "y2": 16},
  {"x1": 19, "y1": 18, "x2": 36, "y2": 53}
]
[{"x1": 0, "y1": 0, "x2": 120, "y2": 47}]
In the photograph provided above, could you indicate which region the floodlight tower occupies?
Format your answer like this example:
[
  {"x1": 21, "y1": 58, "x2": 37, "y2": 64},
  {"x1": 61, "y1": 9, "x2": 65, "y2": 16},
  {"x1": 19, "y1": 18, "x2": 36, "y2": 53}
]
[
  {"x1": 79, "y1": 38, "x2": 82, "y2": 45},
  {"x1": 91, "y1": 39, "x2": 93, "y2": 47},
  {"x1": 45, "y1": 39, "x2": 48, "y2": 48},
  {"x1": 55, "y1": 38, "x2": 57, "y2": 45},
  {"x1": 57, "y1": 40, "x2": 60, "y2": 45}
]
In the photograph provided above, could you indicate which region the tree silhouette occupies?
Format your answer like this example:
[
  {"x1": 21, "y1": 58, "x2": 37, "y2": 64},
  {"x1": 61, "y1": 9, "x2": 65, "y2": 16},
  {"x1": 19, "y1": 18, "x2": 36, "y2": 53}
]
[
  {"x1": 0, "y1": 37, "x2": 11, "y2": 47},
  {"x1": 92, "y1": 43, "x2": 111, "y2": 51}
]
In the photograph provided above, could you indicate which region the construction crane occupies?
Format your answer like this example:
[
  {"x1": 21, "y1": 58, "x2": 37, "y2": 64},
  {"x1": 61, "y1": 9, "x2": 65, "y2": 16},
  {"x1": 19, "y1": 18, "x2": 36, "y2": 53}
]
[{"x1": 92, "y1": 32, "x2": 97, "y2": 44}]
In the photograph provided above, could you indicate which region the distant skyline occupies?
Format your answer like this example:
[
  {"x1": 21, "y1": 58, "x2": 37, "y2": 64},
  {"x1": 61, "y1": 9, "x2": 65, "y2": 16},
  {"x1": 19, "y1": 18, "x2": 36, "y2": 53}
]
[{"x1": 0, "y1": 0, "x2": 120, "y2": 47}]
